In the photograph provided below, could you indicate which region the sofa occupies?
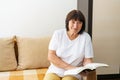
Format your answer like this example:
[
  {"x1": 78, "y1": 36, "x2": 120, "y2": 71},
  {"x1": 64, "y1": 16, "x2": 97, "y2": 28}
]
[{"x1": 0, "y1": 36, "x2": 96, "y2": 80}]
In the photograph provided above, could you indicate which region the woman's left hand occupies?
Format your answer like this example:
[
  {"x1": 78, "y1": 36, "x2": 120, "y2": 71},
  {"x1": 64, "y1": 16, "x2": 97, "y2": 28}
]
[{"x1": 79, "y1": 69, "x2": 92, "y2": 77}]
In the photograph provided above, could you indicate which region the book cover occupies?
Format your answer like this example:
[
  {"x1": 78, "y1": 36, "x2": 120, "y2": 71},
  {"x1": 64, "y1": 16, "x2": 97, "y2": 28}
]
[{"x1": 64, "y1": 63, "x2": 109, "y2": 75}]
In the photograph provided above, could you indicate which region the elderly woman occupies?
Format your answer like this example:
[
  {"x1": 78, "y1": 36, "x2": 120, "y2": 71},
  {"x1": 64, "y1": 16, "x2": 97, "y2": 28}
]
[{"x1": 44, "y1": 9, "x2": 94, "y2": 80}]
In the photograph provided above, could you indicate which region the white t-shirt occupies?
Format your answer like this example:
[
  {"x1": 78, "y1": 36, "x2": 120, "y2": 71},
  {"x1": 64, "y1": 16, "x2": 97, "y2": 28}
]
[{"x1": 46, "y1": 29, "x2": 93, "y2": 79}]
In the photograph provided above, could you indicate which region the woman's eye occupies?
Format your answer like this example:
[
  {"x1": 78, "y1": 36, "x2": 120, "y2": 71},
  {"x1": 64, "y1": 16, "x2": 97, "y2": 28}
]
[
  {"x1": 78, "y1": 21, "x2": 82, "y2": 24},
  {"x1": 72, "y1": 21, "x2": 75, "y2": 23}
]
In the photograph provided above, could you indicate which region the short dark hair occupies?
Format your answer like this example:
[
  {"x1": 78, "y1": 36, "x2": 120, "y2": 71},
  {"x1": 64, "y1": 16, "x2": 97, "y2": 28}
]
[{"x1": 65, "y1": 10, "x2": 86, "y2": 34}]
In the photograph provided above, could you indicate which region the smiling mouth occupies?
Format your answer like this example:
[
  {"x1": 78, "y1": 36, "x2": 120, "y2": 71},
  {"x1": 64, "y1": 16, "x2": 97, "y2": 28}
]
[{"x1": 73, "y1": 29, "x2": 78, "y2": 31}]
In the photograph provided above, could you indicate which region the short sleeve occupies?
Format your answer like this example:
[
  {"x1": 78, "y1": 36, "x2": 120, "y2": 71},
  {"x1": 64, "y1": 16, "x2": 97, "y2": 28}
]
[
  {"x1": 49, "y1": 31, "x2": 59, "y2": 50},
  {"x1": 85, "y1": 34, "x2": 94, "y2": 58}
]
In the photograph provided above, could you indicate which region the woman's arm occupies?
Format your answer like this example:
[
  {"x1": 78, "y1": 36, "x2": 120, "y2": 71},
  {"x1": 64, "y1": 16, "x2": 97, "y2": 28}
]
[
  {"x1": 80, "y1": 58, "x2": 93, "y2": 76},
  {"x1": 48, "y1": 50, "x2": 76, "y2": 70},
  {"x1": 82, "y1": 58, "x2": 93, "y2": 66}
]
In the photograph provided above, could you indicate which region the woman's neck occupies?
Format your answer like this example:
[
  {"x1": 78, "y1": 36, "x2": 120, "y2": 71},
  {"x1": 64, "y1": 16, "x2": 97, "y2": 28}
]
[{"x1": 67, "y1": 31, "x2": 78, "y2": 40}]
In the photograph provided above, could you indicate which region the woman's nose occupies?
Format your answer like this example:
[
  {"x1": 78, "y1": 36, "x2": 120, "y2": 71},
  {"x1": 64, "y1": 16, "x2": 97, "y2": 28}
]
[{"x1": 73, "y1": 23, "x2": 78, "y2": 29}]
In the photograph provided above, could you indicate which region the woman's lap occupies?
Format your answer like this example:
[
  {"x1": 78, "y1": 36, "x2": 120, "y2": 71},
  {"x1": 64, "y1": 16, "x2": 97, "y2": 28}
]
[{"x1": 43, "y1": 73, "x2": 79, "y2": 80}]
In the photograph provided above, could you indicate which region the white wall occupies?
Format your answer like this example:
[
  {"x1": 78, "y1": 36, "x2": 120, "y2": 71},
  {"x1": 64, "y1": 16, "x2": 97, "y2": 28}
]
[
  {"x1": 0, "y1": 0, "x2": 77, "y2": 37},
  {"x1": 93, "y1": 0, "x2": 120, "y2": 74}
]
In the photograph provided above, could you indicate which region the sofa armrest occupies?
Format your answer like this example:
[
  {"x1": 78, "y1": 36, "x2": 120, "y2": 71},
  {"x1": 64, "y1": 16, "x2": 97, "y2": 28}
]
[{"x1": 86, "y1": 70, "x2": 96, "y2": 80}]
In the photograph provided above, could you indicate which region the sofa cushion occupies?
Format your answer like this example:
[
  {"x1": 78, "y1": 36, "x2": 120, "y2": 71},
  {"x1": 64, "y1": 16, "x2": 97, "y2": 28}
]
[
  {"x1": 17, "y1": 37, "x2": 50, "y2": 70},
  {"x1": 0, "y1": 37, "x2": 17, "y2": 71},
  {"x1": 0, "y1": 68, "x2": 47, "y2": 80}
]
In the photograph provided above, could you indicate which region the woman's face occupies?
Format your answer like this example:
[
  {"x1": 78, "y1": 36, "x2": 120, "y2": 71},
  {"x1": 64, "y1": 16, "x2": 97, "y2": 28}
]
[{"x1": 68, "y1": 19, "x2": 83, "y2": 35}]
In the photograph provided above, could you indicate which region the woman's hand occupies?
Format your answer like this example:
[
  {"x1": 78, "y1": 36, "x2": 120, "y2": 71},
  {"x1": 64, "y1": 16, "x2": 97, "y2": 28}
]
[
  {"x1": 80, "y1": 58, "x2": 93, "y2": 76},
  {"x1": 80, "y1": 69, "x2": 93, "y2": 77}
]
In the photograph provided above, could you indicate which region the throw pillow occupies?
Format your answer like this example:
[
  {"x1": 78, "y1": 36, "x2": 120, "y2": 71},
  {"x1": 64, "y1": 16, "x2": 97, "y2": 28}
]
[
  {"x1": 17, "y1": 37, "x2": 50, "y2": 70},
  {"x1": 0, "y1": 37, "x2": 17, "y2": 71}
]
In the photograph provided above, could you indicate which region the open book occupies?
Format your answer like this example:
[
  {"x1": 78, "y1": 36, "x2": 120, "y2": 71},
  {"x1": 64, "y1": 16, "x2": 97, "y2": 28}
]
[{"x1": 64, "y1": 63, "x2": 109, "y2": 75}]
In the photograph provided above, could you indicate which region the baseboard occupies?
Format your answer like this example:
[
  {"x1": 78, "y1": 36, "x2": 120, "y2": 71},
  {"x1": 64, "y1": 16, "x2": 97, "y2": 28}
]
[{"x1": 97, "y1": 74, "x2": 120, "y2": 80}]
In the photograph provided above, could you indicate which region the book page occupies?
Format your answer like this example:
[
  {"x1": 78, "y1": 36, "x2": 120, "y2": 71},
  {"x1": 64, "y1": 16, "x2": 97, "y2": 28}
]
[
  {"x1": 84, "y1": 63, "x2": 109, "y2": 70},
  {"x1": 64, "y1": 67, "x2": 87, "y2": 75},
  {"x1": 64, "y1": 63, "x2": 109, "y2": 75}
]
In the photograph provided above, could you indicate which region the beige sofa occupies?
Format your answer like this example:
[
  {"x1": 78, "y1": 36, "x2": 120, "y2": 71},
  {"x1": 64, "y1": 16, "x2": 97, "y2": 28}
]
[{"x1": 0, "y1": 36, "x2": 96, "y2": 80}]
